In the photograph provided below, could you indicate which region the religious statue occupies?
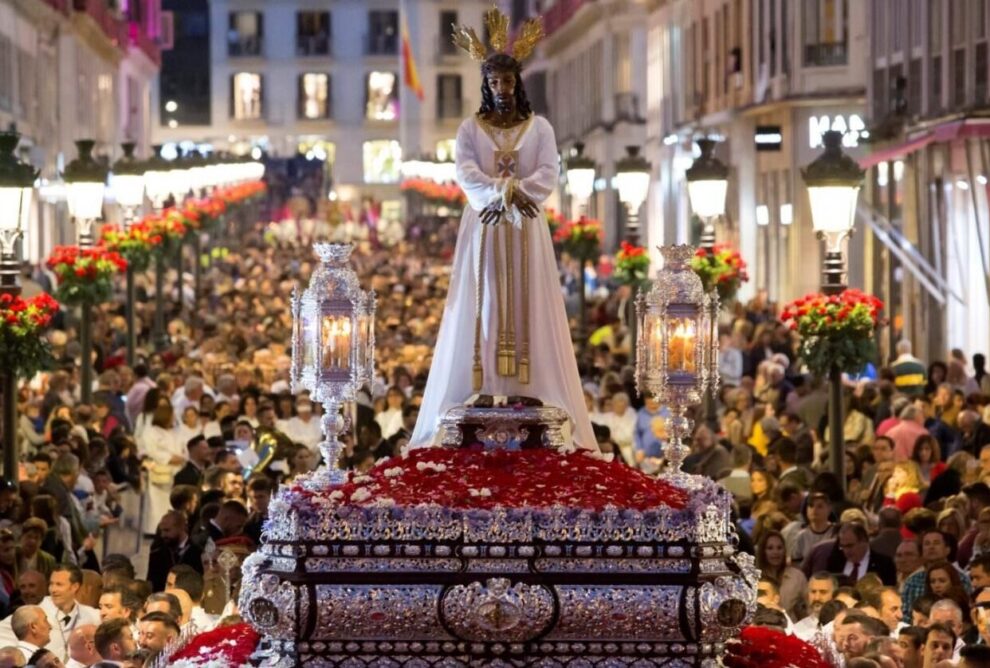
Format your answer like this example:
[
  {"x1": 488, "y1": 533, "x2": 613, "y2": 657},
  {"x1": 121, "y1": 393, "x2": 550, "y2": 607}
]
[{"x1": 409, "y1": 8, "x2": 596, "y2": 451}]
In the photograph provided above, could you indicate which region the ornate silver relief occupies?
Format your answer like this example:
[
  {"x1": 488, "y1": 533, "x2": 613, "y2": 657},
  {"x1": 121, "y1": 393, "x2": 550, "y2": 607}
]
[{"x1": 440, "y1": 578, "x2": 555, "y2": 642}]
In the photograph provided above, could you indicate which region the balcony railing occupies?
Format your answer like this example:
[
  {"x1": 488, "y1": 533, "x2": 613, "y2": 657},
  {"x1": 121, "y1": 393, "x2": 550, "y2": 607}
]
[
  {"x1": 437, "y1": 98, "x2": 463, "y2": 120},
  {"x1": 228, "y1": 35, "x2": 262, "y2": 57},
  {"x1": 297, "y1": 36, "x2": 330, "y2": 57},
  {"x1": 73, "y1": 0, "x2": 129, "y2": 48},
  {"x1": 543, "y1": 0, "x2": 589, "y2": 37},
  {"x1": 129, "y1": 21, "x2": 161, "y2": 66},
  {"x1": 365, "y1": 34, "x2": 398, "y2": 56},
  {"x1": 804, "y1": 42, "x2": 848, "y2": 67}
]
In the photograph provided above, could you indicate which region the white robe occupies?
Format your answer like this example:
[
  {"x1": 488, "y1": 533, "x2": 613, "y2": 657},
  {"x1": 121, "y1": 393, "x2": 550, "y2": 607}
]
[{"x1": 409, "y1": 115, "x2": 596, "y2": 452}]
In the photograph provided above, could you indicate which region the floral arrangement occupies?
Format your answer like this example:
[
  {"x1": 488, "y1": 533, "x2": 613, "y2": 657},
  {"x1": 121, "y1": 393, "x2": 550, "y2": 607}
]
[
  {"x1": 781, "y1": 288, "x2": 883, "y2": 377},
  {"x1": 46, "y1": 246, "x2": 128, "y2": 306},
  {"x1": 614, "y1": 241, "x2": 650, "y2": 287},
  {"x1": 167, "y1": 623, "x2": 260, "y2": 668},
  {"x1": 186, "y1": 197, "x2": 227, "y2": 230},
  {"x1": 690, "y1": 243, "x2": 749, "y2": 304},
  {"x1": 218, "y1": 181, "x2": 266, "y2": 206},
  {"x1": 545, "y1": 207, "x2": 565, "y2": 239},
  {"x1": 145, "y1": 210, "x2": 188, "y2": 256},
  {"x1": 290, "y1": 446, "x2": 689, "y2": 511},
  {"x1": 99, "y1": 222, "x2": 162, "y2": 272},
  {"x1": 553, "y1": 216, "x2": 602, "y2": 260},
  {"x1": 0, "y1": 292, "x2": 59, "y2": 378},
  {"x1": 400, "y1": 178, "x2": 467, "y2": 206},
  {"x1": 722, "y1": 625, "x2": 831, "y2": 668}
]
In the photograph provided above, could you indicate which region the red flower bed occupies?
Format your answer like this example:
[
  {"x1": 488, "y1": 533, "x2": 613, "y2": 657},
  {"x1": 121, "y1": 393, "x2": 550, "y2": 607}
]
[
  {"x1": 722, "y1": 626, "x2": 831, "y2": 668},
  {"x1": 293, "y1": 447, "x2": 689, "y2": 511},
  {"x1": 168, "y1": 622, "x2": 260, "y2": 667}
]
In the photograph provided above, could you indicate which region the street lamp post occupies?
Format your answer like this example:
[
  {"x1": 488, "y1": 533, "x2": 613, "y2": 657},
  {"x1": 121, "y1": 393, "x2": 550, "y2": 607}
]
[
  {"x1": 144, "y1": 146, "x2": 172, "y2": 351},
  {"x1": 0, "y1": 132, "x2": 37, "y2": 484},
  {"x1": 64, "y1": 140, "x2": 108, "y2": 406},
  {"x1": 565, "y1": 143, "x2": 597, "y2": 350},
  {"x1": 685, "y1": 138, "x2": 729, "y2": 253},
  {"x1": 801, "y1": 129, "x2": 864, "y2": 489},
  {"x1": 686, "y1": 138, "x2": 730, "y2": 431},
  {"x1": 169, "y1": 153, "x2": 191, "y2": 324},
  {"x1": 615, "y1": 146, "x2": 651, "y2": 247},
  {"x1": 111, "y1": 143, "x2": 147, "y2": 367}
]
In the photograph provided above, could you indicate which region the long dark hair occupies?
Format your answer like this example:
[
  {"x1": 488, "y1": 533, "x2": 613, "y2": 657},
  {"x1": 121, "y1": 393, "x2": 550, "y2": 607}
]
[{"x1": 478, "y1": 54, "x2": 533, "y2": 118}]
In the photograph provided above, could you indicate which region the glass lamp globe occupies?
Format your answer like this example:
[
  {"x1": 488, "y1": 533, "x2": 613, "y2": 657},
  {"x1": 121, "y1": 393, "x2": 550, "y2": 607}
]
[
  {"x1": 0, "y1": 131, "x2": 38, "y2": 251},
  {"x1": 566, "y1": 142, "x2": 596, "y2": 202},
  {"x1": 144, "y1": 145, "x2": 174, "y2": 209},
  {"x1": 110, "y1": 142, "x2": 147, "y2": 212},
  {"x1": 801, "y1": 130, "x2": 864, "y2": 252},
  {"x1": 615, "y1": 145, "x2": 651, "y2": 212},
  {"x1": 685, "y1": 138, "x2": 729, "y2": 220},
  {"x1": 64, "y1": 140, "x2": 108, "y2": 222}
]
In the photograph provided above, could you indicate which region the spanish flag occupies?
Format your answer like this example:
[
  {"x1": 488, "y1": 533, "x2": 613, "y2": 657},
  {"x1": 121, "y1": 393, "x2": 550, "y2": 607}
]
[{"x1": 401, "y1": 17, "x2": 424, "y2": 101}]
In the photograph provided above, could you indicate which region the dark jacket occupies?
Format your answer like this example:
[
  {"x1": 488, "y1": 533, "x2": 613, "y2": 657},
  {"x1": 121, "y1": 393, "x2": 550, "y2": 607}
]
[
  {"x1": 41, "y1": 474, "x2": 86, "y2": 551},
  {"x1": 173, "y1": 462, "x2": 204, "y2": 488},
  {"x1": 825, "y1": 545, "x2": 897, "y2": 586},
  {"x1": 146, "y1": 537, "x2": 203, "y2": 592}
]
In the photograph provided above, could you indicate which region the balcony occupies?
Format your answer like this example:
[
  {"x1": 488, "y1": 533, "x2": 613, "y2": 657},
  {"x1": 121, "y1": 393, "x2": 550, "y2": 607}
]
[
  {"x1": 365, "y1": 34, "x2": 398, "y2": 56},
  {"x1": 804, "y1": 42, "x2": 848, "y2": 67},
  {"x1": 297, "y1": 35, "x2": 330, "y2": 57},
  {"x1": 437, "y1": 98, "x2": 463, "y2": 120},
  {"x1": 129, "y1": 21, "x2": 161, "y2": 66},
  {"x1": 73, "y1": 0, "x2": 129, "y2": 49},
  {"x1": 228, "y1": 35, "x2": 262, "y2": 57},
  {"x1": 543, "y1": 0, "x2": 589, "y2": 38}
]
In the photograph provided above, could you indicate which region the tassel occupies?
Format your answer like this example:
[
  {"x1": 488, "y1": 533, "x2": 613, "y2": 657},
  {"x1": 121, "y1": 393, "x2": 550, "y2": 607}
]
[
  {"x1": 518, "y1": 356, "x2": 530, "y2": 385},
  {"x1": 473, "y1": 363, "x2": 483, "y2": 392}
]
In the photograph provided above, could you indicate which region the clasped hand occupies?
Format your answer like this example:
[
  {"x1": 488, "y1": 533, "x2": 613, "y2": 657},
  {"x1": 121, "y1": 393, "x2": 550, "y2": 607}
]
[{"x1": 480, "y1": 191, "x2": 539, "y2": 225}]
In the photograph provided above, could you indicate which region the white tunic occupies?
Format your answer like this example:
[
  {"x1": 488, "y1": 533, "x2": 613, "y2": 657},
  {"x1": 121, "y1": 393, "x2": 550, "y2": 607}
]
[{"x1": 409, "y1": 115, "x2": 596, "y2": 452}]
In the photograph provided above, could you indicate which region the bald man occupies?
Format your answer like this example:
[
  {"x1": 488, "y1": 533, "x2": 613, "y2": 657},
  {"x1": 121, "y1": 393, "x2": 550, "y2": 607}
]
[
  {"x1": 10, "y1": 606, "x2": 50, "y2": 664},
  {"x1": 0, "y1": 647, "x2": 24, "y2": 668},
  {"x1": 16, "y1": 571, "x2": 46, "y2": 606},
  {"x1": 66, "y1": 624, "x2": 99, "y2": 668}
]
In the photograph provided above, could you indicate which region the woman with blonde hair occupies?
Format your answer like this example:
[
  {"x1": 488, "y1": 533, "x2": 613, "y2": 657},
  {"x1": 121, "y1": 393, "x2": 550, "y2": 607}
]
[
  {"x1": 936, "y1": 506, "x2": 968, "y2": 541},
  {"x1": 884, "y1": 460, "x2": 924, "y2": 515}
]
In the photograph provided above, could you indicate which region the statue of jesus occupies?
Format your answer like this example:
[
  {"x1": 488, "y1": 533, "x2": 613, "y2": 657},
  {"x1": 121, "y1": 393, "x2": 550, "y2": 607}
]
[{"x1": 409, "y1": 13, "x2": 596, "y2": 452}]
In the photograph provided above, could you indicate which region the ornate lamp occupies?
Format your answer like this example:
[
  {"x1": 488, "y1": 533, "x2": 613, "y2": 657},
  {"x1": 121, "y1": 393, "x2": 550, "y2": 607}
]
[
  {"x1": 167, "y1": 151, "x2": 192, "y2": 204},
  {"x1": 636, "y1": 245, "x2": 718, "y2": 487},
  {"x1": 291, "y1": 243, "x2": 376, "y2": 489},
  {"x1": 64, "y1": 140, "x2": 108, "y2": 248},
  {"x1": 0, "y1": 132, "x2": 37, "y2": 293},
  {"x1": 565, "y1": 142, "x2": 596, "y2": 215},
  {"x1": 802, "y1": 129, "x2": 864, "y2": 295},
  {"x1": 685, "y1": 138, "x2": 729, "y2": 253},
  {"x1": 615, "y1": 145, "x2": 651, "y2": 245},
  {"x1": 111, "y1": 142, "x2": 146, "y2": 223},
  {"x1": 144, "y1": 145, "x2": 174, "y2": 210}
]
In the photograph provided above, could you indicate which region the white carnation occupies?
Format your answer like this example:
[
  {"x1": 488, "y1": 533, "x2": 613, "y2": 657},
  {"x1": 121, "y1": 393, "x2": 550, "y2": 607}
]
[
  {"x1": 350, "y1": 487, "x2": 373, "y2": 503},
  {"x1": 383, "y1": 467, "x2": 405, "y2": 478}
]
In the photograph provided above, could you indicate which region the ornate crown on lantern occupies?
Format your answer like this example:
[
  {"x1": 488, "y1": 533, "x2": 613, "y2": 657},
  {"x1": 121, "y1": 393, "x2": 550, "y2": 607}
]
[{"x1": 452, "y1": 5, "x2": 544, "y2": 63}]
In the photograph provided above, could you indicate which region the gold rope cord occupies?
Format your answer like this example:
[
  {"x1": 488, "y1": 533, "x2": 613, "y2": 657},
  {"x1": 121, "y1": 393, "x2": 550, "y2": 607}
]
[
  {"x1": 505, "y1": 222, "x2": 517, "y2": 377},
  {"x1": 494, "y1": 221, "x2": 507, "y2": 376},
  {"x1": 473, "y1": 225, "x2": 488, "y2": 391},
  {"x1": 519, "y1": 217, "x2": 530, "y2": 384}
]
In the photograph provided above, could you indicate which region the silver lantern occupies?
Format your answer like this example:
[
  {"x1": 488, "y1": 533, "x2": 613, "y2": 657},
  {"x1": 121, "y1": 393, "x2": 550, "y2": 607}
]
[
  {"x1": 290, "y1": 243, "x2": 376, "y2": 489},
  {"x1": 636, "y1": 244, "x2": 718, "y2": 487}
]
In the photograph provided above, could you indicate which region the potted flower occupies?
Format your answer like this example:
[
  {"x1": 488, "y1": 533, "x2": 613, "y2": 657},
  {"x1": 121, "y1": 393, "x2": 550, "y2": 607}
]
[
  {"x1": 0, "y1": 292, "x2": 59, "y2": 378},
  {"x1": 45, "y1": 246, "x2": 128, "y2": 306},
  {"x1": 553, "y1": 216, "x2": 602, "y2": 261},
  {"x1": 545, "y1": 208, "x2": 564, "y2": 241},
  {"x1": 690, "y1": 243, "x2": 749, "y2": 305},
  {"x1": 145, "y1": 210, "x2": 188, "y2": 257},
  {"x1": 781, "y1": 288, "x2": 884, "y2": 377},
  {"x1": 614, "y1": 241, "x2": 651, "y2": 288},
  {"x1": 99, "y1": 221, "x2": 162, "y2": 273}
]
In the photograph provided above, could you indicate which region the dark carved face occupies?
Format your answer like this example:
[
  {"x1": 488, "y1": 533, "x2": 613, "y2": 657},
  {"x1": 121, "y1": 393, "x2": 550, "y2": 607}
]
[{"x1": 485, "y1": 69, "x2": 516, "y2": 112}]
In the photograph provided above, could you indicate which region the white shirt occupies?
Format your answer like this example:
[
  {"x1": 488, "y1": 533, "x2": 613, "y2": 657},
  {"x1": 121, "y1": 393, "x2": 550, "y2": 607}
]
[
  {"x1": 66, "y1": 658, "x2": 88, "y2": 668},
  {"x1": 843, "y1": 548, "x2": 871, "y2": 581},
  {"x1": 190, "y1": 606, "x2": 218, "y2": 633},
  {"x1": 16, "y1": 640, "x2": 41, "y2": 664},
  {"x1": 278, "y1": 415, "x2": 323, "y2": 450},
  {"x1": 40, "y1": 596, "x2": 101, "y2": 662}
]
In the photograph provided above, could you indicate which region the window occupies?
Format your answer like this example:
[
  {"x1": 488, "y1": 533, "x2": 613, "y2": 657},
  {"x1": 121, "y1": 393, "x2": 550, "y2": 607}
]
[
  {"x1": 177, "y1": 11, "x2": 208, "y2": 40},
  {"x1": 439, "y1": 11, "x2": 458, "y2": 55},
  {"x1": 0, "y1": 36, "x2": 11, "y2": 111},
  {"x1": 952, "y1": 48, "x2": 966, "y2": 108},
  {"x1": 231, "y1": 72, "x2": 262, "y2": 120},
  {"x1": 228, "y1": 11, "x2": 262, "y2": 57},
  {"x1": 908, "y1": 58, "x2": 922, "y2": 113},
  {"x1": 298, "y1": 73, "x2": 330, "y2": 119},
  {"x1": 367, "y1": 10, "x2": 398, "y2": 55},
  {"x1": 366, "y1": 71, "x2": 398, "y2": 120},
  {"x1": 436, "y1": 74, "x2": 462, "y2": 119},
  {"x1": 977, "y1": 44, "x2": 988, "y2": 103},
  {"x1": 804, "y1": 0, "x2": 848, "y2": 66},
  {"x1": 363, "y1": 140, "x2": 401, "y2": 183},
  {"x1": 297, "y1": 11, "x2": 330, "y2": 56}
]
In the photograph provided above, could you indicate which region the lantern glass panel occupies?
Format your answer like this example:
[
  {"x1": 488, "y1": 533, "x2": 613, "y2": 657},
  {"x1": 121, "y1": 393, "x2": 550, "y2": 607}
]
[
  {"x1": 321, "y1": 314, "x2": 352, "y2": 371},
  {"x1": 111, "y1": 173, "x2": 145, "y2": 209},
  {"x1": 66, "y1": 181, "x2": 106, "y2": 221},
  {"x1": 687, "y1": 178, "x2": 728, "y2": 219},
  {"x1": 567, "y1": 167, "x2": 596, "y2": 201},
  {"x1": 301, "y1": 311, "x2": 317, "y2": 369},
  {"x1": 808, "y1": 185, "x2": 859, "y2": 236},
  {"x1": 666, "y1": 316, "x2": 697, "y2": 374},
  {"x1": 645, "y1": 312, "x2": 664, "y2": 377},
  {"x1": 0, "y1": 186, "x2": 27, "y2": 233}
]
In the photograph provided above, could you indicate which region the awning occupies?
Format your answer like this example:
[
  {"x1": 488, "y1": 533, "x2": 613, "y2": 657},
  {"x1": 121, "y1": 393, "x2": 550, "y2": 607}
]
[
  {"x1": 858, "y1": 117, "x2": 990, "y2": 169},
  {"x1": 856, "y1": 204, "x2": 964, "y2": 306}
]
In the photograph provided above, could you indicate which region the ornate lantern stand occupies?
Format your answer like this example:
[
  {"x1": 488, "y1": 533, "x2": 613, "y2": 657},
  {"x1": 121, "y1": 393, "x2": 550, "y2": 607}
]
[
  {"x1": 615, "y1": 146, "x2": 651, "y2": 247},
  {"x1": 801, "y1": 129, "x2": 864, "y2": 489},
  {"x1": 636, "y1": 245, "x2": 718, "y2": 488},
  {"x1": 291, "y1": 243, "x2": 376, "y2": 489},
  {"x1": 0, "y1": 132, "x2": 37, "y2": 484},
  {"x1": 685, "y1": 138, "x2": 729, "y2": 253},
  {"x1": 111, "y1": 142, "x2": 147, "y2": 367},
  {"x1": 63, "y1": 140, "x2": 108, "y2": 406}
]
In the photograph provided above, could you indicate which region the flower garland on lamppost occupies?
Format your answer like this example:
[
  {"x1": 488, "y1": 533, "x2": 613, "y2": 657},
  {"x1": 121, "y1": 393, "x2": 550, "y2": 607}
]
[
  {"x1": 109, "y1": 142, "x2": 147, "y2": 367},
  {"x1": 61, "y1": 140, "x2": 110, "y2": 406},
  {"x1": 615, "y1": 241, "x2": 651, "y2": 354}
]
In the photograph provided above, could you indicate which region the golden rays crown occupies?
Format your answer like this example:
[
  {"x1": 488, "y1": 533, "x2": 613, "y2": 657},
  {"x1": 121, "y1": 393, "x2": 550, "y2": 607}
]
[{"x1": 451, "y1": 5, "x2": 544, "y2": 63}]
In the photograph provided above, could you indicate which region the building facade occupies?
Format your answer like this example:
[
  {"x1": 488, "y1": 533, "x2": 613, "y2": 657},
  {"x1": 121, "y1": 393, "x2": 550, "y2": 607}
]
[
  {"x1": 152, "y1": 0, "x2": 487, "y2": 207},
  {"x1": 644, "y1": 0, "x2": 869, "y2": 305},
  {"x1": 0, "y1": 0, "x2": 161, "y2": 261},
  {"x1": 862, "y1": 0, "x2": 990, "y2": 363}
]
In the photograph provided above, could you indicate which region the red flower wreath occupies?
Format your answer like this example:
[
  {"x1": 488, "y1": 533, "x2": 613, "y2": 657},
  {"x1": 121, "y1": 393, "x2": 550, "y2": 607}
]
[
  {"x1": 722, "y1": 626, "x2": 833, "y2": 668},
  {"x1": 168, "y1": 622, "x2": 260, "y2": 667}
]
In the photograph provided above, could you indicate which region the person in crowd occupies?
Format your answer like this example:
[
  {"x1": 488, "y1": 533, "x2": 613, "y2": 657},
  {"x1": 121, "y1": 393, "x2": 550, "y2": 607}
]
[
  {"x1": 11, "y1": 605, "x2": 51, "y2": 664},
  {"x1": 277, "y1": 395, "x2": 321, "y2": 451},
  {"x1": 828, "y1": 522, "x2": 897, "y2": 586},
  {"x1": 93, "y1": 618, "x2": 135, "y2": 663},
  {"x1": 884, "y1": 461, "x2": 925, "y2": 515},
  {"x1": 755, "y1": 530, "x2": 807, "y2": 618},
  {"x1": 173, "y1": 436, "x2": 211, "y2": 489},
  {"x1": 39, "y1": 565, "x2": 101, "y2": 663},
  {"x1": 902, "y1": 529, "x2": 973, "y2": 622},
  {"x1": 139, "y1": 404, "x2": 185, "y2": 537},
  {"x1": 147, "y1": 511, "x2": 202, "y2": 593},
  {"x1": 65, "y1": 624, "x2": 99, "y2": 668},
  {"x1": 912, "y1": 435, "x2": 946, "y2": 486},
  {"x1": 792, "y1": 492, "x2": 834, "y2": 565},
  {"x1": 136, "y1": 612, "x2": 179, "y2": 654}
]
